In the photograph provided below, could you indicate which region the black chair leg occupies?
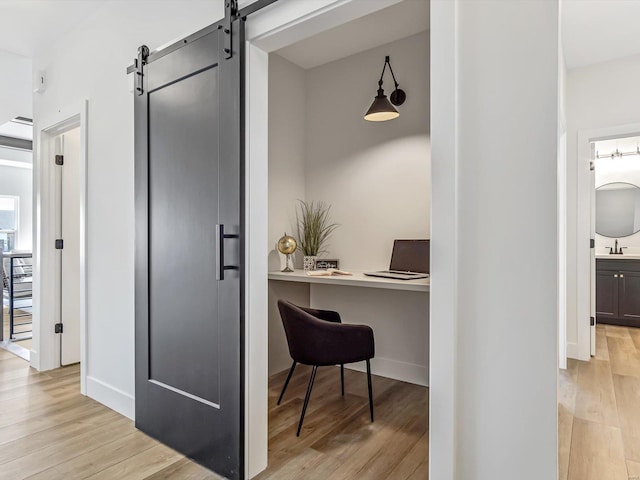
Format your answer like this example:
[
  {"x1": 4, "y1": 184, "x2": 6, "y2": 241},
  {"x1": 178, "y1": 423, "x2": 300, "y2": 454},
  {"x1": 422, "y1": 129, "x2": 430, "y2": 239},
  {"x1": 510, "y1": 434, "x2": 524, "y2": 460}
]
[
  {"x1": 277, "y1": 361, "x2": 297, "y2": 406},
  {"x1": 340, "y1": 364, "x2": 345, "y2": 396},
  {"x1": 366, "y1": 359, "x2": 374, "y2": 422},
  {"x1": 297, "y1": 365, "x2": 318, "y2": 436}
]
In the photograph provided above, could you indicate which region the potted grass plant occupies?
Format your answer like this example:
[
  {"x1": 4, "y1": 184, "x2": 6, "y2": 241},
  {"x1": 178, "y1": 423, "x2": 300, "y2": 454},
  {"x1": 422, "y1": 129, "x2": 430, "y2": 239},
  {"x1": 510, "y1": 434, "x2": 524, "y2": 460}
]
[{"x1": 296, "y1": 200, "x2": 339, "y2": 271}]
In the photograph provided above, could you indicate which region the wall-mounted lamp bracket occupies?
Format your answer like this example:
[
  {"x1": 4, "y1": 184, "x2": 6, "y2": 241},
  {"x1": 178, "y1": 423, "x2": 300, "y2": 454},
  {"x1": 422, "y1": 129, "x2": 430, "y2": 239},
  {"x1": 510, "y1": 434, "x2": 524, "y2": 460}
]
[
  {"x1": 377, "y1": 55, "x2": 406, "y2": 107},
  {"x1": 364, "y1": 55, "x2": 406, "y2": 121}
]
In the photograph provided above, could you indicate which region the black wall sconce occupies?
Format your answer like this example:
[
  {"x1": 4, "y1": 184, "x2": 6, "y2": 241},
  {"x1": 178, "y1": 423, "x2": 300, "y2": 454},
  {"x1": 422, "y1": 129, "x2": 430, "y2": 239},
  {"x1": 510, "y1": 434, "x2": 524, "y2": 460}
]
[{"x1": 364, "y1": 55, "x2": 406, "y2": 122}]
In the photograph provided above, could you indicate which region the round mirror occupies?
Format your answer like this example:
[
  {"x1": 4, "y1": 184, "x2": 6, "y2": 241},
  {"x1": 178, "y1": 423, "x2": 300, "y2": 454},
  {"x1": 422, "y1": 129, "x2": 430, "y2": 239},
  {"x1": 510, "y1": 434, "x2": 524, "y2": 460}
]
[{"x1": 596, "y1": 182, "x2": 640, "y2": 238}]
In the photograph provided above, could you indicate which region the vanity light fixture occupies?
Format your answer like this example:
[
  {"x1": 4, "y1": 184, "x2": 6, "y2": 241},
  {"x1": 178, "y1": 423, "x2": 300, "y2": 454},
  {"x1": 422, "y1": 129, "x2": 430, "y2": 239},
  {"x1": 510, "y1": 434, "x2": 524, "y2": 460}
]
[
  {"x1": 364, "y1": 55, "x2": 406, "y2": 122},
  {"x1": 596, "y1": 146, "x2": 640, "y2": 159}
]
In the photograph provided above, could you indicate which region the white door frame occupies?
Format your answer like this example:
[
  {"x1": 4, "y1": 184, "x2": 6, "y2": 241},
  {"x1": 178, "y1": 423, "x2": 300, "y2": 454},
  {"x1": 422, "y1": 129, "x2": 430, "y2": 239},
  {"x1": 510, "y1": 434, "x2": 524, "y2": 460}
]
[
  {"x1": 243, "y1": 0, "x2": 407, "y2": 476},
  {"x1": 33, "y1": 100, "x2": 88, "y2": 394},
  {"x1": 576, "y1": 122, "x2": 640, "y2": 361}
]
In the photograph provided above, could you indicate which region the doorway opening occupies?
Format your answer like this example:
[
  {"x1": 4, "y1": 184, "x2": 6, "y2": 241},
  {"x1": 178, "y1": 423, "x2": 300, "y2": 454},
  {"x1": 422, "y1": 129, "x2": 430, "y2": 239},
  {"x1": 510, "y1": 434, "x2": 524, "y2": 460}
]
[
  {"x1": 260, "y1": 1, "x2": 430, "y2": 477},
  {"x1": 33, "y1": 102, "x2": 88, "y2": 392},
  {"x1": 0, "y1": 117, "x2": 34, "y2": 361},
  {"x1": 592, "y1": 135, "x2": 640, "y2": 329},
  {"x1": 560, "y1": 126, "x2": 640, "y2": 479}
]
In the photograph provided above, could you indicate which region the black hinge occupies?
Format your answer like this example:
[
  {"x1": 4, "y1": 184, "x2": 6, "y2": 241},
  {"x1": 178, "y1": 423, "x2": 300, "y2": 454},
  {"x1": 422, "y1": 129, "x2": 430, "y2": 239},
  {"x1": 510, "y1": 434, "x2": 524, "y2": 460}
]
[
  {"x1": 224, "y1": 0, "x2": 238, "y2": 59},
  {"x1": 55, "y1": 323, "x2": 63, "y2": 334},
  {"x1": 590, "y1": 238, "x2": 595, "y2": 249},
  {"x1": 590, "y1": 316, "x2": 595, "y2": 326},
  {"x1": 135, "y1": 45, "x2": 150, "y2": 96},
  {"x1": 55, "y1": 239, "x2": 64, "y2": 250},
  {"x1": 55, "y1": 155, "x2": 64, "y2": 165}
]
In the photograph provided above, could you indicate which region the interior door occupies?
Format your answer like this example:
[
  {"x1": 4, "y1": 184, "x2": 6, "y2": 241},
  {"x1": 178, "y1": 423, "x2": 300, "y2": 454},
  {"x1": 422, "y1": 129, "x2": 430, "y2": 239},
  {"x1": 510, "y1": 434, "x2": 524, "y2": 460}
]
[
  {"x1": 60, "y1": 128, "x2": 81, "y2": 365},
  {"x1": 590, "y1": 144, "x2": 596, "y2": 355},
  {"x1": 54, "y1": 128, "x2": 81, "y2": 366},
  {"x1": 134, "y1": 21, "x2": 244, "y2": 479}
]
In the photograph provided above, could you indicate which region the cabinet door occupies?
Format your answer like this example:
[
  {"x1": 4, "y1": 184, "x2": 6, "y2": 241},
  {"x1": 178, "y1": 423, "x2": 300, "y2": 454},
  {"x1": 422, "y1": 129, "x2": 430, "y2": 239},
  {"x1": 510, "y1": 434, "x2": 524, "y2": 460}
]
[
  {"x1": 596, "y1": 270, "x2": 618, "y2": 319},
  {"x1": 618, "y1": 271, "x2": 640, "y2": 320}
]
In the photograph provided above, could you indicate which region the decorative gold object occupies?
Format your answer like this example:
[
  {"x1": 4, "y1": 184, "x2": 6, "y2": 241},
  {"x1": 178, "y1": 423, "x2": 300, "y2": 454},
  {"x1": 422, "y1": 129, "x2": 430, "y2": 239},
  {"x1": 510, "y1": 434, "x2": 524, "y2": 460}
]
[{"x1": 277, "y1": 233, "x2": 297, "y2": 272}]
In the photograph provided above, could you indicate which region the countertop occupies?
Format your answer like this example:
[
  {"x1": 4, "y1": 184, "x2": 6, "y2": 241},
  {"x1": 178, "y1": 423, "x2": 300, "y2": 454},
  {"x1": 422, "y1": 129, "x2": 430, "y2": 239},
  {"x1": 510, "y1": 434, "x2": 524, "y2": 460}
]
[
  {"x1": 268, "y1": 270, "x2": 430, "y2": 292},
  {"x1": 595, "y1": 254, "x2": 640, "y2": 260}
]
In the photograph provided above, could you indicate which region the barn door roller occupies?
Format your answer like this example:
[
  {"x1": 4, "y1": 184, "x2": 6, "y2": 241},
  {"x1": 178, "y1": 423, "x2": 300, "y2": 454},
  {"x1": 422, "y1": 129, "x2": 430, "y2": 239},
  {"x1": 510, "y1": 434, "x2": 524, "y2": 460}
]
[
  {"x1": 224, "y1": 0, "x2": 238, "y2": 59},
  {"x1": 135, "y1": 45, "x2": 149, "y2": 96}
]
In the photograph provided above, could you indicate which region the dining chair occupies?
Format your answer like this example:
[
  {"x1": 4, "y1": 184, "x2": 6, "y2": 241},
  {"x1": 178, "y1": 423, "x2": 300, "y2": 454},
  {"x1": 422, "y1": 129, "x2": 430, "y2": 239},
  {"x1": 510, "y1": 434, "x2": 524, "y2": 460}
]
[{"x1": 276, "y1": 300, "x2": 375, "y2": 436}]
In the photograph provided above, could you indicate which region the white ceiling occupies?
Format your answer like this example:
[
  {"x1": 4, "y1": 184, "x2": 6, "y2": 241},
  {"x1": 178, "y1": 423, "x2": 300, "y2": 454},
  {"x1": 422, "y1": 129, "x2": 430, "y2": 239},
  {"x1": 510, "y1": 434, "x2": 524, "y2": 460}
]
[
  {"x1": 562, "y1": 0, "x2": 640, "y2": 70},
  {"x1": 275, "y1": 0, "x2": 429, "y2": 70},
  {"x1": 0, "y1": 0, "x2": 634, "y2": 74},
  {"x1": 0, "y1": 1, "x2": 108, "y2": 58}
]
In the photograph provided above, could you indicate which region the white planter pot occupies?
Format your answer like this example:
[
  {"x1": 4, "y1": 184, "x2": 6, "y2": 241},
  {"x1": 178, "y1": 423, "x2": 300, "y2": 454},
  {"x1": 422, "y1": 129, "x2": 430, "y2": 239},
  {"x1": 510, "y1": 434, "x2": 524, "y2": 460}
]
[{"x1": 303, "y1": 256, "x2": 317, "y2": 271}]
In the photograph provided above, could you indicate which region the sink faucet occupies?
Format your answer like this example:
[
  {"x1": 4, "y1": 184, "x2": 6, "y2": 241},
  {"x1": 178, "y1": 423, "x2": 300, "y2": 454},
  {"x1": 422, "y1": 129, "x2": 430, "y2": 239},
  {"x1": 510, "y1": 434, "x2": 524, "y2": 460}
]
[{"x1": 609, "y1": 239, "x2": 627, "y2": 255}]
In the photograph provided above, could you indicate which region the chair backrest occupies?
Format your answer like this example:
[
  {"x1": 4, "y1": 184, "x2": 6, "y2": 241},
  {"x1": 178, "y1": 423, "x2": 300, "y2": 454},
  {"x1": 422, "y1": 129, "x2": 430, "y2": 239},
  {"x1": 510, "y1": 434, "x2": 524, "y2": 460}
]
[
  {"x1": 278, "y1": 301, "x2": 313, "y2": 363},
  {"x1": 277, "y1": 299, "x2": 375, "y2": 366}
]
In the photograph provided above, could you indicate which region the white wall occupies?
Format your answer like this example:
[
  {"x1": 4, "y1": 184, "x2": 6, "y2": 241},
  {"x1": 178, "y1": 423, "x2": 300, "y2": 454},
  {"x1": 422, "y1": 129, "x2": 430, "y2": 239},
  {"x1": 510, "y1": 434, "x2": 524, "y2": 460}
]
[
  {"x1": 267, "y1": 53, "x2": 307, "y2": 374},
  {"x1": 268, "y1": 32, "x2": 430, "y2": 272},
  {"x1": 267, "y1": 32, "x2": 429, "y2": 375},
  {"x1": 268, "y1": 54, "x2": 307, "y2": 271},
  {"x1": 431, "y1": 1, "x2": 559, "y2": 478},
  {"x1": 566, "y1": 53, "x2": 640, "y2": 358},
  {"x1": 0, "y1": 49, "x2": 32, "y2": 123},
  {"x1": 304, "y1": 31, "x2": 430, "y2": 271},
  {"x1": 32, "y1": 0, "x2": 224, "y2": 418},
  {"x1": 0, "y1": 156, "x2": 32, "y2": 250}
]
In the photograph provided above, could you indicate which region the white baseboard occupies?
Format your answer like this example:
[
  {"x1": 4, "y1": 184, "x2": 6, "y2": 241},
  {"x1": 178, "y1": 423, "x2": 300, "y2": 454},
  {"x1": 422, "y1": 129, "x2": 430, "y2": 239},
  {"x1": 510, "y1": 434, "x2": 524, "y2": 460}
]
[
  {"x1": 86, "y1": 375, "x2": 135, "y2": 420},
  {"x1": 29, "y1": 348, "x2": 39, "y2": 369},
  {"x1": 345, "y1": 357, "x2": 429, "y2": 387},
  {"x1": 566, "y1": 342, "x2": 587, "y2": 361}
]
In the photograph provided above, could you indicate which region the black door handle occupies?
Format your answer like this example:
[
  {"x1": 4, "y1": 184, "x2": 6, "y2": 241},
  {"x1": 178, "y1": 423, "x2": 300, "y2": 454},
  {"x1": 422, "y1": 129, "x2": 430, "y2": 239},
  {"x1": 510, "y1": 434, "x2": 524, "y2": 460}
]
[{"x1": 216, "y1": 224, "x2": 239, "y2": 280}]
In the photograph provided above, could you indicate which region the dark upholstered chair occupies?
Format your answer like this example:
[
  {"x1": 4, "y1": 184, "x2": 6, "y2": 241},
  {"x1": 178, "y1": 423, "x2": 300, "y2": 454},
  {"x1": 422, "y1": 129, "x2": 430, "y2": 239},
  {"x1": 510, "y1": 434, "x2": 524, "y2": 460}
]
[{"x1": 276, "y1": 300, "x2": 375, "y2": 436}]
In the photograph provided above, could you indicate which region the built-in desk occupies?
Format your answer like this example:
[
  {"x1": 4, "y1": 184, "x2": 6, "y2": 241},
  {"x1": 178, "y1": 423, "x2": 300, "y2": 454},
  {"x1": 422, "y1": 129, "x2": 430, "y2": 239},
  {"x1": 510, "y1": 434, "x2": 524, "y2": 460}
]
[
  {"x1": 268, "y1": 270, "x2": 430, "y2": 292},
  {"x1": 268, "y1": 270, "x2": 430, "y2": 386}
]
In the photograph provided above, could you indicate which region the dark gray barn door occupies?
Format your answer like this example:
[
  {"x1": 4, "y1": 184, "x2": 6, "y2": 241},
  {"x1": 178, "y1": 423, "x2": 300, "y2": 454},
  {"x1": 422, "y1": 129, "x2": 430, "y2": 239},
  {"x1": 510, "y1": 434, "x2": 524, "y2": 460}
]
[{"x1": 134, "y1": 18, "x2": 244, "y2": 480}]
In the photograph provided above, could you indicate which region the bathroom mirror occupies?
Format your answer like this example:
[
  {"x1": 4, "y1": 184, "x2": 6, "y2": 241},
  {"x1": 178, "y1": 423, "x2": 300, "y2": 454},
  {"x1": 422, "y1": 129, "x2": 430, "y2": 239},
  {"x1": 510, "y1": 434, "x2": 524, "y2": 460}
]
[{"x1": 596, "y1": 182, "x2": 640, "y2": 238}]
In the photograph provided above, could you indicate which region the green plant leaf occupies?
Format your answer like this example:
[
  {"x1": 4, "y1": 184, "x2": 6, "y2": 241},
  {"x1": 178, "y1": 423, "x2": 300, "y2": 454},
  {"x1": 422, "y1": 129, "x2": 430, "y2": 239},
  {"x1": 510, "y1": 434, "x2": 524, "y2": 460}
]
[{"x1": 295, "y1": 200, "x2": 339, "y2": 256}]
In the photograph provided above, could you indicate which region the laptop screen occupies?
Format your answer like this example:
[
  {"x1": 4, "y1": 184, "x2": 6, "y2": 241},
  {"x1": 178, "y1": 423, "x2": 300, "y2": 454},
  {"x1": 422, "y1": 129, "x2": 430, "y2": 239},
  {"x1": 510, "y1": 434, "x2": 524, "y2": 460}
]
[{"x1": 389, "y1": 239, "x2": 430, "y2": 273}]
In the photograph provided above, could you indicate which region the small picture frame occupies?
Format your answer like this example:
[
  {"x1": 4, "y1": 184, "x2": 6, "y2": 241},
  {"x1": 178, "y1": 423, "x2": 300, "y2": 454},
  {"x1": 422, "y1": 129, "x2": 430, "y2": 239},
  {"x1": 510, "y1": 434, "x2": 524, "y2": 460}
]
[{"x1": 314, "y1": 259, "x2": 339, "y2": 270}]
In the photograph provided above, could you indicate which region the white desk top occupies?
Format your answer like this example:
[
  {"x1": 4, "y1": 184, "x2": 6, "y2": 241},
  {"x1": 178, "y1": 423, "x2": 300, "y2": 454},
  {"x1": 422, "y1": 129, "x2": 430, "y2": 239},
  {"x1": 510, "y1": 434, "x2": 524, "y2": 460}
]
[{"x1": 268, "y1": 270, "x2": 430, "y2": 292}]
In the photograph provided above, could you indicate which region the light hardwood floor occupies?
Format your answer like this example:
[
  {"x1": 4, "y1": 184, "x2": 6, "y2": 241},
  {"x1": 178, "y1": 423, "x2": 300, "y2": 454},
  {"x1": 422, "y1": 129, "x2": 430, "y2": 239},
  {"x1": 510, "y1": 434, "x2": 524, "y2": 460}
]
[
  {"x1": 2, "y1": 307, "x2": 32, "y2": 356},
  {"x1": 0, "y1": 349, "x2": 221, "y2": 480},
  {"x1": 560, "y1": 324, "x2": 640, "y2": 480},
  {"x1": 255, "y1": 365, "x2": 429, "y2": 480},
  {"x1": 7, "y1": 322, "x2": 640, "y2": 479},
  {"x1": 0, "y1": 348, "x2": 428, "y2": 479}
]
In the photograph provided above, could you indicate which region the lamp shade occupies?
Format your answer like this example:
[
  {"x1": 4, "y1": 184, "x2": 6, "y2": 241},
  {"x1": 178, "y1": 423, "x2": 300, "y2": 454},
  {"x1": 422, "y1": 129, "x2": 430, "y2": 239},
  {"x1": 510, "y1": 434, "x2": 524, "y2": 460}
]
[{"x1": 364, "y1": 90, "x2": 399, "y2": 122}]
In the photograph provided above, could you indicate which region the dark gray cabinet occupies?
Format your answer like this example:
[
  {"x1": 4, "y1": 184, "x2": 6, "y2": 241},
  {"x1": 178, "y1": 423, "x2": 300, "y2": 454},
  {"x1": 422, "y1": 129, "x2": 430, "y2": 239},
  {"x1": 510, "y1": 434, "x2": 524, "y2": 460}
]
[{"x1": 596, "y1": 259, "x2": 640, "y2": 326}]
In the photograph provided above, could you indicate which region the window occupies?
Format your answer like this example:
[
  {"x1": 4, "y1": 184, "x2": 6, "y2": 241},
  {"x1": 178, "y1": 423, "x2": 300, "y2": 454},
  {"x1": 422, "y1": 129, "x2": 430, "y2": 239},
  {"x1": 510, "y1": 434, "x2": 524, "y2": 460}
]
[{"x1": 0, "y1": 196, "x2": 18, "y2": 252}]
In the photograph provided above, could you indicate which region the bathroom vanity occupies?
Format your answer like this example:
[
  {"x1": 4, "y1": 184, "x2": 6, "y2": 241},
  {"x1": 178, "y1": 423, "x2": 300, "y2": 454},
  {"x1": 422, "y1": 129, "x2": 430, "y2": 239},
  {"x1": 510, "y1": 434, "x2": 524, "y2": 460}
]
[{"x1": 596, "y1": 256, "x2": 640, "y2": 327}]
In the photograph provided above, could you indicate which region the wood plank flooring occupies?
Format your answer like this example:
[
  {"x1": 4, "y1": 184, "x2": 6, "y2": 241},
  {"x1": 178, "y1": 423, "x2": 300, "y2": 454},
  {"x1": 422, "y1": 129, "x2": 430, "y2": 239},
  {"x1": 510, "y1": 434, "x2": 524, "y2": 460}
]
[
  {"x1": 8, "y1": 322, "x2": 640, "y2": 478},
  {"x1": 2, "y1": 307, "x2": 32, "y2": 359},
  {"x1": 255, "y1": 365, "x2": 429, "y2": 480},
  {"x1": 560, "y1": 324, "x2": 640, "y2": 480},
  {"x1": 0, "y1": 349, "x2": 220, "y2": 480},
  {"x1": 7, "y1": 321, "x2": 640, "y2": 479},
  {"x1": 0, "y1": 347, "x2": 428, "y2": 479}
]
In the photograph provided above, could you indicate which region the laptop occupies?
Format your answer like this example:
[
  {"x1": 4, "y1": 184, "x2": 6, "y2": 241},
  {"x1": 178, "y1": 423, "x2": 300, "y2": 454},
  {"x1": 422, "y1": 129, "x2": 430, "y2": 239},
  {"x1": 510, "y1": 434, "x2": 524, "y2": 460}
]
[{"x1": 364, "y1": 239, "x2": 430, "y2": 280}]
